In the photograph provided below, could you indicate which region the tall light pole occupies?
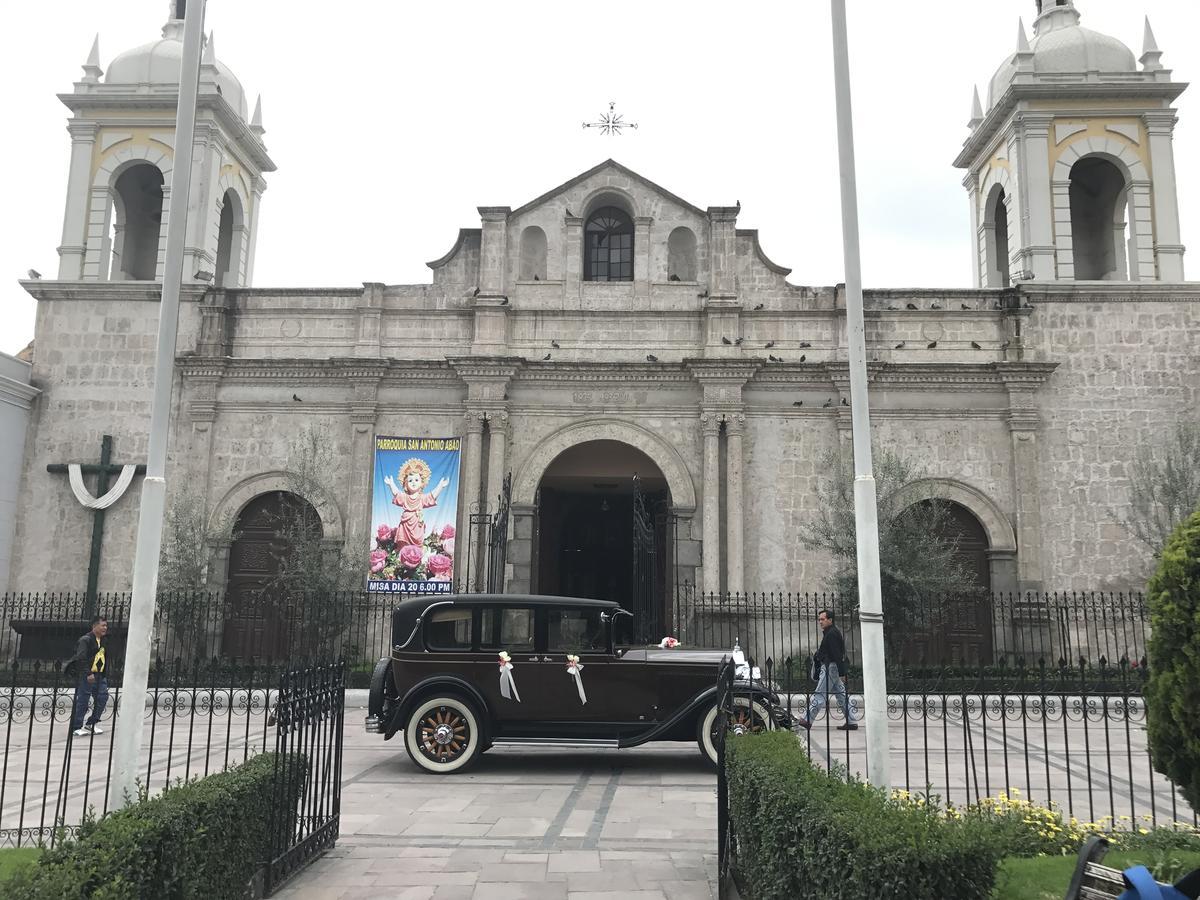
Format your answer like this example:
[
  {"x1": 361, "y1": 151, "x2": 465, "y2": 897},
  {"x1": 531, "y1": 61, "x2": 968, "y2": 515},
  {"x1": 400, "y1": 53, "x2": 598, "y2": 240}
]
[
  {"x1": 110, "y1": 0, "x2": 207, "y2": 809},
  {"x1": 830, "y1": 0, "x2": 890, "y2": 791}
]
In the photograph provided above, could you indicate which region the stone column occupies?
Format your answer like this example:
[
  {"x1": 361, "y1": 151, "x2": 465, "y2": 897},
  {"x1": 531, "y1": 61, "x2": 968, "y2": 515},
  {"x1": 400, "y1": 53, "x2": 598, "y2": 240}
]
[
  {"x1": 83, "y1": 185, "x2": 114, "y2": 280},
  {"x1": 1014, "y1": 113, "x2": 1056, "y2": 280},
  {"x1": 244, "y1": 177, "x2": 267, "y2": 285},
  {"x1": 724, "y1": 414, "x2": 746, "y2": 595},
  {"x1": 477, "y1": 207, "x2": 511, "y2": 298},
  {"x1": 57, "y1": 122, "x2": 98, "y2": 279},
  {"x1": 634, "y1": 215, "x2": 652, "y2": 300},
  {"x1": 346, "y1": 366, "x2": 384, "y2": 553},
  {"x1": 457, "y1": 411, "x2": 486, "y2": 591},
  {"x1": 485, "y1": 411, "x2": 509, "y2": 512},
  {"x1": 564, "y1": 215, "x2": 583, "y2": 299},
  {"x1": 999, "y1": 368, "x2": 1046, "y2": 591},
  {"x1": 508, "y1": 503, "x2": 536, "y2": 594},
  {"x1": 1144, "y1": 111, "x2": 1185, "y2": 280},
  {"x1": 700, "y1": 413, "x2": 721, "y2": 597}
]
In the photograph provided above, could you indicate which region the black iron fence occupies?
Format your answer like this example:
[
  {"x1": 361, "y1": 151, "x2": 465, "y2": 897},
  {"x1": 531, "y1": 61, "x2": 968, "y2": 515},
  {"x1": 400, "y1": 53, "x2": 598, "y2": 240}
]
[
  {"x1": 2, "y1": 588, "x2": 1153, "y2": 692},
  {"x1": 0, "y1": 654, "x2": 345, "y2": 882},
  {"x1": 672, "y1": 589, "x2": 1150, "y2": 682}
]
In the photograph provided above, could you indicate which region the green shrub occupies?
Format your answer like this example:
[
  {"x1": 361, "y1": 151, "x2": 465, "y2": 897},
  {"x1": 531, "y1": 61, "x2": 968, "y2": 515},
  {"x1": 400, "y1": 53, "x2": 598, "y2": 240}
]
[
  {"x1": 0, "y1": 752, "x2": 305, "y2": 900},
  {"x1": 1145, "y1": 509, "x2": 1200, "y2": 811},
  {"x1": 726, "y1": 731, "x2": 1000, "y2": 899}
]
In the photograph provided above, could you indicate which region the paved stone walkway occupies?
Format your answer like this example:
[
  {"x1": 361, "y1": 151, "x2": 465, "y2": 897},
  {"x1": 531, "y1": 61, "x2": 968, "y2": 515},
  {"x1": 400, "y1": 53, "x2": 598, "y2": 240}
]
[{"x1": 276, "y1": 736, "x2": 719, "y2": 900}]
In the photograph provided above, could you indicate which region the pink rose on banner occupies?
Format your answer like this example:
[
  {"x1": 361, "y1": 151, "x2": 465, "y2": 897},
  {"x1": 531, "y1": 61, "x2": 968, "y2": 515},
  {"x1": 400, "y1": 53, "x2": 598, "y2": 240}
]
[
  {"x1": 428, "y1": 553, "x2": 452, "y2": 577},
  {"x1": 376, "y1": 523, "x2": 393, "y2": 546},
  {"x1": 443, "y1": 537, "x2": 455, "y2": 557},
  {"x1": 369, "y1": 549, "x2": 388, "y2": 573},
  {"x1": 440, "y1": 524, "x2": 456, "y2": 540},
  {"x1": 398, "y1": 544, "x2": 424, "y2": 569},
  {"x1": 431, "y1": 574, "x2": 451, "y2": 582}
]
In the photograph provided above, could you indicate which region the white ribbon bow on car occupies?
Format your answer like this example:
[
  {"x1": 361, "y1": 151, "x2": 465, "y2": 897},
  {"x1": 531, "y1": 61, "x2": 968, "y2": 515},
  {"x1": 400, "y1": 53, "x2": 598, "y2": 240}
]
[
  {"x1": 498, "y1": 651, "x2": 521, "y2": 702},
  {"x1": 566, "y1": 655, "x2": 587, "y2": 705}
]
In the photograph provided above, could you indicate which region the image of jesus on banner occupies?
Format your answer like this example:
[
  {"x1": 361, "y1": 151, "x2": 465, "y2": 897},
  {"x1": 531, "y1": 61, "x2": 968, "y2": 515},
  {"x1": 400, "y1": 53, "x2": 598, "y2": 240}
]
[{"x1": 368, "y1": 437, "x2": 461, "y2": 594}]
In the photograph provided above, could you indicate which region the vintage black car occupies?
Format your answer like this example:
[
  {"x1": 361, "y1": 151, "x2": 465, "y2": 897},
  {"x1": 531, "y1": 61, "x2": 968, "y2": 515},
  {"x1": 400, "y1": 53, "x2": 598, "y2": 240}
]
[{"x1": 365, "y1": 593, "x2": 793, "y2": 773}]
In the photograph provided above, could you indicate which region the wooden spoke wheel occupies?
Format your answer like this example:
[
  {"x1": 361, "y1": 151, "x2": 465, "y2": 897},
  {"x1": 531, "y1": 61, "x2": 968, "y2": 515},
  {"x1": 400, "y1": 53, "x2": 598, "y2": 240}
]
[{"x1": 404, "y1": 696, "x2": 482, "y2": 774}]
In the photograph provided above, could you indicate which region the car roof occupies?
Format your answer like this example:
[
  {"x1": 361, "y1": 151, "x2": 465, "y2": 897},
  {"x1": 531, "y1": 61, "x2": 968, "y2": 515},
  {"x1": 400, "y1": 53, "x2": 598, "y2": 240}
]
[{"x1": 391, "y1": 594, "x2": 624, "y2": 641}]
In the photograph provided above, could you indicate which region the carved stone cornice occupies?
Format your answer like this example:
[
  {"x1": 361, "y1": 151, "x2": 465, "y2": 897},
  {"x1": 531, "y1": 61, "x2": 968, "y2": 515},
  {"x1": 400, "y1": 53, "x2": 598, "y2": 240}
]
[
  {"x1": 686, "y1": 360, "x2": 761, "y2": 384},
  {"x1": 447, "y1": 357, "x2": 523, "y2": 381},
  {"x1": 515, "y1": 363, "x2": 693, "y2": 386}
]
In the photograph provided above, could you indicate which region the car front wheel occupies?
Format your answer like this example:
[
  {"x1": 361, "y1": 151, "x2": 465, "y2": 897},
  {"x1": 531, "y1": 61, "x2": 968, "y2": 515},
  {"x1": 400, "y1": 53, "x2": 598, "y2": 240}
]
[
  {"x1": 697, "y1": 696, "x2": 773, "y2": 768},
  {"x1": 404, "y1": 696, "x2": 482, "y2": 774}
]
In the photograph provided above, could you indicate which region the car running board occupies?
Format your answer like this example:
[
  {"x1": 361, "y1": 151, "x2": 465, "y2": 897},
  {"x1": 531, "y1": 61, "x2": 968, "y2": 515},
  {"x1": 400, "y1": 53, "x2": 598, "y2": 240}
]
[{"x1": 490, "y1": 737, "x2": 620, "y2": 749}]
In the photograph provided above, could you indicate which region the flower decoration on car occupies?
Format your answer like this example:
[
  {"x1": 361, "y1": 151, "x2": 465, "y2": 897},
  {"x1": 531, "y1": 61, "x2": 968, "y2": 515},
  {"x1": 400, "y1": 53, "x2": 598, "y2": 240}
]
[
  {"x1": 498, "y1": 651, "x2": 521, "y2": 702},
  {"x1": 565, "y1": 654, "x2": 587, "y2": 705},
  {"x1": 659, "y1": 637, "x2": 681, "y2": 649}
]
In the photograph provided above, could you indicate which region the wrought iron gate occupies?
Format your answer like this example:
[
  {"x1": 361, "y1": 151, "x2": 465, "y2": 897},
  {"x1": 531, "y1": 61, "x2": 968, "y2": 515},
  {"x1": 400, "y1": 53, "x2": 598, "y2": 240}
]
[
  {"x1": 631, "y1": 474, "x2": 659, "y2": 643},
  {"x1": 265, "y1": 659, "x2": 345, "y2": 895},
  {"x1": 463, "y1": 473, "x2": 512, "y2": 594}
]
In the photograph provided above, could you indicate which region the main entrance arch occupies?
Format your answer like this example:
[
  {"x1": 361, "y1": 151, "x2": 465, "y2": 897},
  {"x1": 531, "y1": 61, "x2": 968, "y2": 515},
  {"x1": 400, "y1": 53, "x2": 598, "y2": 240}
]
[{"x1": 533, "y1": 440, "x2": 670, "y2": 634}]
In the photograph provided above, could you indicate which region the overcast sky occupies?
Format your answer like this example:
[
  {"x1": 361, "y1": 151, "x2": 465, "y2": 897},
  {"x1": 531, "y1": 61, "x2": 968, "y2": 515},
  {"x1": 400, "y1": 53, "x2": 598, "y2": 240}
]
[{"x1": 1, "y1": 0, "x2": 1196, "y2": 356}]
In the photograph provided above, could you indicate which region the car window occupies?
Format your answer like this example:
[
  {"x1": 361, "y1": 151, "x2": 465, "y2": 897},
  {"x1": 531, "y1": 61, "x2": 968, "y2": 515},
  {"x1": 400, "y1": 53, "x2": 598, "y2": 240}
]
[
  {"x1": 547, "y1": 607, "x2": 607, "y2": 653},
  {"x1": 479, "y1": 607, "x2": 535, "y2": 651},
  {"x1": 426, "y1": 608, "x2": 472, "y2": 650}
]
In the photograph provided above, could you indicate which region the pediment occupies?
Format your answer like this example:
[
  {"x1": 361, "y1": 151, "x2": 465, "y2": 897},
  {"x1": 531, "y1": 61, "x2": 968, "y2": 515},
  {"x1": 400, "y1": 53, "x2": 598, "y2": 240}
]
[{"x1": 510, "y1": 159, "x2": 707, "y2": 218}]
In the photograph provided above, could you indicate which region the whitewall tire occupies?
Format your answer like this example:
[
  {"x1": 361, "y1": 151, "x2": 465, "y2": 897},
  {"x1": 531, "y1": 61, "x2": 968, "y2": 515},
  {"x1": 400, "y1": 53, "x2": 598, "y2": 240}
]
[
  {"x1": 404, "y1": 696, "x2": 482, "y2": 774},
  {"x1": 697, "y1": 696, "x2": 773, "y2": 768}
]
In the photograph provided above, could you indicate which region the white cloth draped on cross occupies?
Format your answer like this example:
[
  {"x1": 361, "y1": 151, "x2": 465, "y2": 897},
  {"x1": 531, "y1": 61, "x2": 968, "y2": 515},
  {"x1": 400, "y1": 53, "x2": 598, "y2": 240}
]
[{"x1": 67, "y1": 463, "x2": 138, "y2": 510}]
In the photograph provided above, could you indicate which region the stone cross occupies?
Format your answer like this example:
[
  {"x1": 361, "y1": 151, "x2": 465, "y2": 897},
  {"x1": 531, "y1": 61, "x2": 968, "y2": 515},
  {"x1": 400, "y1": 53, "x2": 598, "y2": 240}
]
[{"x1": 47, "y1": 435, "x2": 146, "y2": 615}]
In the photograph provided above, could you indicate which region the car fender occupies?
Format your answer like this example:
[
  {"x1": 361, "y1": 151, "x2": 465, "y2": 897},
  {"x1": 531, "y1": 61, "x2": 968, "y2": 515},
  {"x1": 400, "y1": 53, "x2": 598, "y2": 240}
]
[
  {"x1": 386, "y1": 674, "x2": 492, "y2": 743},
  {"x1": 618, "y1": 681, "x2": 783, "y2": 748}
]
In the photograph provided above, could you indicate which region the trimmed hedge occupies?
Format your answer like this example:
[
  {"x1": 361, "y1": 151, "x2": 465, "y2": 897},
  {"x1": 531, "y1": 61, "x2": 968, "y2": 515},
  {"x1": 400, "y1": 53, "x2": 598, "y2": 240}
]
[
  {"x1": 726, "y1": 731, "x2": 1000, "y2": 899},
  {"x1": 1145, "y1": 509, "x2": 1200, "y2": 811},
  {"x1": 0, "y1": 752, "x2": 304, "y2": 900}
]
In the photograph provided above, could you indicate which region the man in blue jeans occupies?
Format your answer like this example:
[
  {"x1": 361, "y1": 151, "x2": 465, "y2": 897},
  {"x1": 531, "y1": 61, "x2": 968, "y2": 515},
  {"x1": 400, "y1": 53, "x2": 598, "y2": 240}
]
[
  {"x1": 67, "y1": 616, "x2": 109, "y2": 738},
  {"x1": 797, "y1": 608, "x2": 857, "y2": 731}
]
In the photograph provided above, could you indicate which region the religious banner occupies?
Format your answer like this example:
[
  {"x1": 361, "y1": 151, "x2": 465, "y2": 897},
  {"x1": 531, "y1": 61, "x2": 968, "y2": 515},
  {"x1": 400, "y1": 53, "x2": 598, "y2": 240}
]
[{"x1": 368, "y1": 436, "x2": 461, "y2": 594}]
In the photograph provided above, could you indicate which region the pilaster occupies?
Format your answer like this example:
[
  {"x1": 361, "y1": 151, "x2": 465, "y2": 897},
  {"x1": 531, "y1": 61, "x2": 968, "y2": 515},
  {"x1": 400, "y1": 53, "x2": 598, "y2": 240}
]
[
  {"x1": 346, "y1": 365, "x2": 384, "y2": 552},
  {"x1": 699, "y1": 412, "x2": 721, "y2": 597},
  {"x1": 1144, "y1": 111, "x2": 1185, "y2": 280},
  {"x1": 634, "y1": 216, "x2": 652, "y2": 300},
  {"x1": 57, "y1": 121, "x2": 98, "y2": 280},
  {"x1": 998, "y1": 364, "x2": 1049, "y2": 591},
  {"x1": 1014, "y1": 113, "x2": 1056, "y2": 280},
  {"x1": 477, "y1": 206, "x2": 511, "y2": 298},
  {"x1": 355, "y1": 282, "x2": 384, "y2": 358},
  {"x1": 724, "y1": 413, "x2": 746, "y2": 596}
]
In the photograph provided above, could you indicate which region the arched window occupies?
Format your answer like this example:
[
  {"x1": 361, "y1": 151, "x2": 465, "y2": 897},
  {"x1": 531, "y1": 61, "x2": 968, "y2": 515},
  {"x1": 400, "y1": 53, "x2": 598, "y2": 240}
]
[
  {"x1": 667, "y1": 226, "x2": 697, "y2": 282},
  {"x1": 215, "y1": 190, "x2": 244, "y2": 287},
  {"x1": 111, "y1": 163, "x2": 164, "y2": 280},
  {"x1": 519, "y1": 225, "x2": 547, "y2": 281},
  {"x1": 1069, "y1": 157, "x2": 1129, "y2": 280},
  {"x1": 584, "y1": 206, "x2": 633, "y2": 282},
  {"x1": 983, "y1": 186, "x2": 1010, "y2": 287}
]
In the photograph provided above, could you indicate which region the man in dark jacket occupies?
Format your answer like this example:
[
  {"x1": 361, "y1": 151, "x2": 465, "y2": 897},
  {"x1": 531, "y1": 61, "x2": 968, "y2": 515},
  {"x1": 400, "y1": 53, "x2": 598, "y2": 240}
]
[
  {"x1": 67, "y1": 616, "x2": 109, "y2": 737},
  {"x1": 797, "y1": 609, "x2": 857, "y2": 731}
]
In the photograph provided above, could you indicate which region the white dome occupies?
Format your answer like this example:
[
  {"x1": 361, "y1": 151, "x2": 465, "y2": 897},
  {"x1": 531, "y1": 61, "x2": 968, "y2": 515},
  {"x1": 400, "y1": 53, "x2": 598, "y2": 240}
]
[
  {"x1": 987, "y1": 6, "x2": 1137, "y2": 108},
  {"x1": 105, "y1": 28, "x2": 248, "y2": 120}
]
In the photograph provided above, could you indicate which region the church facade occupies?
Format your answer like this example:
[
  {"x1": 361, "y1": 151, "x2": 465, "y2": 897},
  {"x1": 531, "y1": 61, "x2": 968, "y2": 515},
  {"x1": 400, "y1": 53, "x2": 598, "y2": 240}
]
[{"x1": 7, "y1": 2, "x2": 1199, "y2": 624}]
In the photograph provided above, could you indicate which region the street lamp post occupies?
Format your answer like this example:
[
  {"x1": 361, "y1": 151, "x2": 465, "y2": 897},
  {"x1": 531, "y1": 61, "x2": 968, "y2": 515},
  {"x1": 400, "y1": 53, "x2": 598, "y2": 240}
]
[
  {"x1": 109, "y1": 0, "x2": 207, "y2": 809},
  {"x1": 830, "y1": 0, "x2": 891, "y2": 791}
]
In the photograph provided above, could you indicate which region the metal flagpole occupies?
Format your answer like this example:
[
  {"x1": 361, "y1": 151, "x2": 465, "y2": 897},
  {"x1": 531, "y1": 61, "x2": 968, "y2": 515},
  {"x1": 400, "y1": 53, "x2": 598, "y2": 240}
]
[
  {"x1": 110, "y1": 0, "x2": 207, "y2": 809},
  {"x1": 829, "y1": 0, "x2": 890, "y2": 791}
]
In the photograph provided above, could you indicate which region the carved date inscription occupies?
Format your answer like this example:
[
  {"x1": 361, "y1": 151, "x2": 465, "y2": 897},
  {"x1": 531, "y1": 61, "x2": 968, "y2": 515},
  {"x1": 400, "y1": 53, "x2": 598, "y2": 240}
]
[{"x1": 573, "y1": 390, "x2": 632, "y2": 404}]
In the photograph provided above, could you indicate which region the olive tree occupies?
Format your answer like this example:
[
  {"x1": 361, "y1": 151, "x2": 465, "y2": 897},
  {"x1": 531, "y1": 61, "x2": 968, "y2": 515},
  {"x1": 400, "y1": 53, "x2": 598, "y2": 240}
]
[
  {"x1": 1121, "y1": 420, "x2": 1200, "y2": 556},
  {"x1": 797, "y1": 447, "x2": 977, "y2": 654}
]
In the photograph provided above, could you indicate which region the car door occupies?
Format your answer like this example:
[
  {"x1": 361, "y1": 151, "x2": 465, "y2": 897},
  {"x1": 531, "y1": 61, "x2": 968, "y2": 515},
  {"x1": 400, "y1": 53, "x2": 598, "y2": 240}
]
[
  {"x1": 542, "y1": 606, "x2": 657, "y2": 730},
  {"x1": 475, "y1": 605, "x2": 557, "y2": 726}
]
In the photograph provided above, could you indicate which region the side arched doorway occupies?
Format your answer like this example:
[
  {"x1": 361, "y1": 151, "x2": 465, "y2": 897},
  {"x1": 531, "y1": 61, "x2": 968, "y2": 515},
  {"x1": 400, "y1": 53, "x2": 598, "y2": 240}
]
[
  {"x1": 223, "y1": 490, "x2": 321, "y2": 659},
  {"x1": 533, "y1": 441, "x2": 671, "y2": 639},
  {"x1": 898, "y1": 499, "x2": 993, "y2": 666}
]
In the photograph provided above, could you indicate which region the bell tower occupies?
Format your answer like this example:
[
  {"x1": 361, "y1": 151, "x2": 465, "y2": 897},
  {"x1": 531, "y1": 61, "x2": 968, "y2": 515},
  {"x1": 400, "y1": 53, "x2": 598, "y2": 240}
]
[
  {"x1": 955, "y1": 1, "x2": 1187, "y2": 284},
  {"x1": 55, "y1": 1, "x2": 275, "y2": 286}
]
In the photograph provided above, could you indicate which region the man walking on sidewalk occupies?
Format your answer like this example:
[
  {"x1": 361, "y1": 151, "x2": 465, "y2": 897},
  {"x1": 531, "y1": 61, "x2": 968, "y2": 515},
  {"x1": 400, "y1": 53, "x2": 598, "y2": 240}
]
[
  {"x1": 797, "y1": 609, "x2": 857, "y2": 731},
  {"x1": 67, "y1": 616, "x2": 110, "y2": 738}
]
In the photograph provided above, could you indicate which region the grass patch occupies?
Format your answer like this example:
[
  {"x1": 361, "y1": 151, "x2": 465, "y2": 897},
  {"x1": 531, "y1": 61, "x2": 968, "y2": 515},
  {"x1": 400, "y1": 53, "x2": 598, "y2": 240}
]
[
  {"x1": 993, "y1": 850, "x2": 1200, "y2": 899},
  {"x1": 0, "y1": 848, "x2": 43, "y2": 880}
]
